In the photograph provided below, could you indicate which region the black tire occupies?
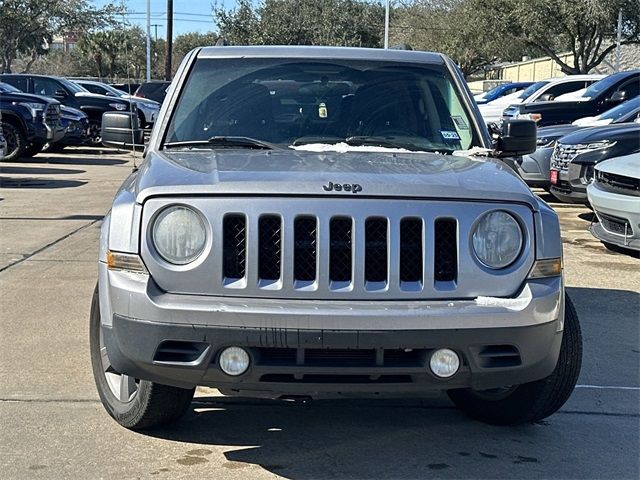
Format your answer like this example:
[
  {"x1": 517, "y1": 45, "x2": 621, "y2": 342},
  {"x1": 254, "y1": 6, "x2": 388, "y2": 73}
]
[
  {"x1": 447, "y1": 294, "x2": 582, "y2": 425},
  {"x1": 87, "y1": 119, "x2": 102, "y2": 145},
  {"x1": 1, "y1": 121, "x2": 26, "y2": 162},
  {"x1": 21, "y1": 141, "x2": 45, "y2": 158},
  {"x1": 89, "y1": 285, "x2": 195, "y2": 430}
]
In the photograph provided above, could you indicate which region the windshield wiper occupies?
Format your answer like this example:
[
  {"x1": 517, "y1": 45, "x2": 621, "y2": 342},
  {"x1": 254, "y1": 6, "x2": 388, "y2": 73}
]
[
  {"x1": 164, "y1": 136, "x2": 276, "y2": 150},
  {"x1": 345, "y1": 136, "x2": 454, "y2": 154},
  {"x1": 292, "y1": 136, "x2": 345, "y2": 146}
]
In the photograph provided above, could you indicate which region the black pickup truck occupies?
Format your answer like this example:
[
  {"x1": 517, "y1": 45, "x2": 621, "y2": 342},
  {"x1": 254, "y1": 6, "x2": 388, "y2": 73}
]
[
  {"x1": 506, "y1": 70, "x2": 640, "y2": 127},
  {"x1": 0, "y1": 82, "x2": 65, "y2": 161},
  {"x1": 0, "y1": 74, "x2": 135, "y2": 145}
]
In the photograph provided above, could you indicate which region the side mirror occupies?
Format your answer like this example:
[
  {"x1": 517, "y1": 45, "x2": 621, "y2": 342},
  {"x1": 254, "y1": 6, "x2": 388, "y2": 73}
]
[
  {"x1": 607, "y1": 90, "x2": 626, "y2": 103},
  {"x1": 101, "y1": 112, "x2": 144, "y2": 151},
  {"x1": 495, "y1": 119, "x2": 537, "y2": 157},
  {"x1": 538, "y1": 93, "x2": 554, "y2": 101},
  {"x1": 54, "y1": 89, "x2": 68, "y2": 99}
]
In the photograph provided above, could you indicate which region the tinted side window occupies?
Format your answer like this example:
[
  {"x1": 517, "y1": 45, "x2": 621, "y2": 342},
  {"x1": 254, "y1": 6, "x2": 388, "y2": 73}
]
[
  {"x1": 542, "y1": 81, "x2": 587, "y2": 99},
  {"x1": 33, "y1": 77, "x2": 63, "y2": 97},
  {"x1": 82, "y1": 83, "x2": 104, "y2": 94},
  {"x1": 617, "y1": 78, "x2": 640, "y2": 98},
  {"x1": 2, "y1": 76, "x2": 28, "y2": 92}
]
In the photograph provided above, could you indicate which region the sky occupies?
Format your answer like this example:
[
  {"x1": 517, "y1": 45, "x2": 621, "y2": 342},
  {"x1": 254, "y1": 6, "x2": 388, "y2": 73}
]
[{"x1": 91, "y1": 0, "x2": 239, "y2": 38}]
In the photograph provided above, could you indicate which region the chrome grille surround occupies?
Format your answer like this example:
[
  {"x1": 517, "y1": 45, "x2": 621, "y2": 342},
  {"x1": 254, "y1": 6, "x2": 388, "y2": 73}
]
[{"x1": 140, "y1": 198, "x2": 535, "y2": 300}]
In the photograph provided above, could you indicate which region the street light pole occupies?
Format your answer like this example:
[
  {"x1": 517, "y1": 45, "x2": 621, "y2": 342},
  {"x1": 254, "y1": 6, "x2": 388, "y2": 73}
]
[
  {"x1": 165, "y1": 0, "x2": 173, "y2": 80},
  {"x1": 384, "y1": 0, "x2": 390, "y2": 49},
  {"x1": 146, "y1": 0, "x2": 151, "y2": 82},
  {"x1": 616, "y1": 9, "x2": 622, "y2": 72}
]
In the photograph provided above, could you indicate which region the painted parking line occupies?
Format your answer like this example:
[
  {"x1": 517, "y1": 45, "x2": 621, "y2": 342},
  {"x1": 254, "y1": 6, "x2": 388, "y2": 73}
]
[{"x1": 575, "y1": 385, "x2": 640, "y2": 391}]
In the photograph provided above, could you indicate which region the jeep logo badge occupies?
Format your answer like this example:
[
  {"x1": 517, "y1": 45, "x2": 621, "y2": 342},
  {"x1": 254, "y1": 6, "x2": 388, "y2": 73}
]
[{"x1": 322, "y1": 181, "x2": 363, "y2": 194}]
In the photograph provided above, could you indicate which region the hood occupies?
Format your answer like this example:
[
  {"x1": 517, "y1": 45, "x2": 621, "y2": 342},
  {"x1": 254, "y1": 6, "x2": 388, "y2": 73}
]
[
  {"x1": 1, "y1": 91, "x2": 58, "y2": 105},
  {"x1": 537, "y1": 124, "x2": 581, "y2": 140},
  {"x1": 595, "y1": 153, "x2": 640, "y2": 178},
  {"x1": 558, "y1": 123, "x2": 640, "y2": 145},
  {"x1": 121, "y1": 94, "x2": 160, "y2": 106},
  {"x1": 132, "y1": 149, "x2": 537, "y2": 208},
  {"x1": 75, "y1": 91, "x2": 131, "y2": 104},
  {"x1": 60, "y1": 105, "x2": 87, "y2": 120}
]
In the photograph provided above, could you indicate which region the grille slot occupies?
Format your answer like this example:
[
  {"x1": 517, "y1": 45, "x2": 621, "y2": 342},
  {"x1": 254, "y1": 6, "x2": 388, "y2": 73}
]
[
  {"x1": 434, "y1": 218, "x2": 457, "y2": 282},
  {"x1": 44, "y1": 104, "x2": 61, "y2": 128},
  {"x1": 223, "y1": 215, "x2": 246, "y2": 279},
  {"x1": 258, "y1": 348, "x2": 297, "y2": 364},
  {"x1": 294, "y1": 217, "x2": 317, "y2": 281},
  {"x1": 154, "y1": 341, "x2": 207, "y2": 363},
  {"x1": 597, "y1": 170, "x2": 640, "y2": 196},
  {"x1": 400, "y1": 218, "x2": 423, "y2": 283},
  {"x1": 260, "y1": 374, "x2": 412, "y2": 384},
  {"x1": 598, "y1": 213, "x2": 633, "y2": 236},
  {"x1": 477, "y1": 345, "x2": 521, "y2": 368},
  {"x1": 365, "y1": 218, "x2": 388, "y2": 283},
  {"x1": 258, "y1": 215, "x2": 282, "y2": 280},
  {"x1": 329, "y1": 217, "x2": 353, "y2": 282},
  {"x1": 305, "y1": 349, "x2": 376, "y2": 367}
]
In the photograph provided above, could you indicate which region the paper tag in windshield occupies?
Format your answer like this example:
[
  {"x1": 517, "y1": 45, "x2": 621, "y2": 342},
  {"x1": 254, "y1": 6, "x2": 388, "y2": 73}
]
[
  {"x1": 441, "y1": 130, "x2": 460, "y2": 141},
  {"x1": 452, "y1": 116, "x2": 469, "y2": 130}
]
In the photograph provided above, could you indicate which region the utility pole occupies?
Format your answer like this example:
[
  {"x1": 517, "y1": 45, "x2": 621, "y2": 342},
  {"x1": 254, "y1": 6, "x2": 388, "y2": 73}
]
[
  {"x1": 146, "y1": 0, "x2": 151, "y2": 82},
  {"x1": 151, "y1": 24, "x2": 161, "y2": 42},
  {"x1": 384, "y1": 0, "x2": 390, "y2": 49},
  {"x1": 616, "y1": 9, "x2": 622, "y2": 72},
  {"x1": 165, "y1": 0, "x2": 173, "y2": 80}
]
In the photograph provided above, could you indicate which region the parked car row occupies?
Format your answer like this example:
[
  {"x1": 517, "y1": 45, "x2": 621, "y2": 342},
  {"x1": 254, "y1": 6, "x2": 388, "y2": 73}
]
[
  {"x1": 479, "y1": 70, "x2": 640, "y2": 255},
  {"x1": 0, "y1": 75, "x2": 167, "y2": 160}
]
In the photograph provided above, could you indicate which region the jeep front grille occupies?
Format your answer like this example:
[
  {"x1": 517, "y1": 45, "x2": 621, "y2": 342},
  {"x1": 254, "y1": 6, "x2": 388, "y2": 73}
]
[
  {"x1": 142, "y1": 198, "x2": 535, "y2": 300},
  {"x1": 221, "y1": 211, "x2": 455, "y2": 289}
]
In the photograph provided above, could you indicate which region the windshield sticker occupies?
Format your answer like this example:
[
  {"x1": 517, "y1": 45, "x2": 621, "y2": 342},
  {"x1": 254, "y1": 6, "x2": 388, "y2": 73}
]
[
  {"x1": 441, "y1": 130, "x2": 461, "y2": 141},
  {"x1": 452, "y1": 116, "x2": 469, "y2": 130}
]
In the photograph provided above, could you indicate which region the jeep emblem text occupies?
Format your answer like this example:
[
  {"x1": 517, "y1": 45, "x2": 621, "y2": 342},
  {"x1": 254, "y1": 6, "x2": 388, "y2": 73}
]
[{"x1": 322, "y1": 181, "x2": 363, "y2": 193}]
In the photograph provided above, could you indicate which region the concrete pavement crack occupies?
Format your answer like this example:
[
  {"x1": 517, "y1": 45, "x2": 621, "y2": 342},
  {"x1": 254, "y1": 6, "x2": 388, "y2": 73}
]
[{"x1": 0, "y1": 219, "x2": 101, "y2": 274}]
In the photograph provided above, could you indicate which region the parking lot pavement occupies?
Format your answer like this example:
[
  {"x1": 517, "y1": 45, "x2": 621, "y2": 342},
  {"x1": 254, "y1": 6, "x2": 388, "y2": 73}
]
[{"x1": 1, "y1": 149, "x2": 638, "y2": 479}]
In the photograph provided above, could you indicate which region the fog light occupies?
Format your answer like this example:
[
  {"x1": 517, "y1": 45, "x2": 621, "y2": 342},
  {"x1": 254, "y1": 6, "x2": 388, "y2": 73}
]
[
  {"x1": 219, "y1": 347, "x2": 250, "y2": 376},
  {"x1": 430, "y1": 349, "x2": 460, "y2": 378}
]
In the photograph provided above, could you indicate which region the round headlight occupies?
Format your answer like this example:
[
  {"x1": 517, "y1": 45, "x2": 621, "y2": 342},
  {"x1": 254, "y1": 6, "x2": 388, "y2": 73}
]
[
  {"x1": 472, "y1": 211, "x2": 523, "y2": 269},
  {"x1": 152, "y1": 206, "x2": 206, "y2": 265}
]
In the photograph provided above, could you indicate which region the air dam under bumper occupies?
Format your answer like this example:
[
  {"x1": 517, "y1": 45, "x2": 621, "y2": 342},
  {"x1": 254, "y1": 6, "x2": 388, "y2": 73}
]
[{"x1": 101, "y1": 276, "x2": 564, "y2": 395}]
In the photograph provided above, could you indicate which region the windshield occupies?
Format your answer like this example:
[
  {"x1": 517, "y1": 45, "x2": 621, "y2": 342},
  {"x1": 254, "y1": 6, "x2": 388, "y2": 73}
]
[
  {"x1": 598, "y1": 97, "x2": 640, "y2": 122},
  {"x1": 519, "y1": 81, "x2": 548, "y2": 100},
  {"x1": 164, "y1": 58, "x2": 479, "y2": 152},
  {"x1": 59, "y1": 78, "x2": 87, "y2": 94},
  {"x1": 0, "y1": 82, "x2": 21, "y2": 93}
]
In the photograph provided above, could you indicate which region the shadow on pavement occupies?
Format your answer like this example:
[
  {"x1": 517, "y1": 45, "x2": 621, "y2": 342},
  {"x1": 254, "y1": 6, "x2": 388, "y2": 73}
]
[
  {"x1": 0, "y1": 177, "x2": 87, "y2": 189},
  {"x1": 32, "y1": 155, "x2": 128, "y2": 166},
  {"x1": 128, "y1": 286, "x2": 639, "y2": 478},
  {"x1": 0, "y1": 166, "x2": 85, "y2": 175}
]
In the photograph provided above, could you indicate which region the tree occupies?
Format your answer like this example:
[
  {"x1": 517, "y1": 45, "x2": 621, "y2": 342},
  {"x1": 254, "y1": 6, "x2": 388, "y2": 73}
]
[
  {"x1": 0, "y1": 0, "x2": 121, "y2": 73},
  {"x1": 482, "y1": 0, "x2": 640, "y2": 74},
  {"x1": 392, "y1": 0, "x2": 533, "y2": 77},
  {"x1": 214, "y1": 0, "x2": 385, "y2": 48},
  {"x1": 173, "y1": 32, "x2": 218, "y2": 71}
]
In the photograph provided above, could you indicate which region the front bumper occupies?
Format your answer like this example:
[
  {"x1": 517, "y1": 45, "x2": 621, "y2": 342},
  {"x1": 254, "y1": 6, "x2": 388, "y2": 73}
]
[
  {"x1": 587, "y1": 182, "x2": 640, "y2": 251},
  {"x1": 100, "y1": 267, "x2": 564, "y2": 395},
  {"x1": 549, "y1": 163, "x2": 590, "y2": 204},
  {"x1": 516, "y1": 148, "x2": 554, "y2": 188}
]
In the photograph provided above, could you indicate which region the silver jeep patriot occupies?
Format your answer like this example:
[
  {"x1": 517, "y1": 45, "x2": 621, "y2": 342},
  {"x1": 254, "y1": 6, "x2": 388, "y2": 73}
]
[{"x1": 91, "y1": 46, "x2": 582, "y2": 430}]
